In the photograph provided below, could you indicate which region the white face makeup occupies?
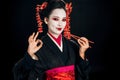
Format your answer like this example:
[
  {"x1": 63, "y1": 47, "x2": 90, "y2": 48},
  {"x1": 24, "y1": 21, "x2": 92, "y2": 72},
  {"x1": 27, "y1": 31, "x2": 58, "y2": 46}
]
[{"x1": 46, "y1": 9, "x2": 66, "y2": 38}]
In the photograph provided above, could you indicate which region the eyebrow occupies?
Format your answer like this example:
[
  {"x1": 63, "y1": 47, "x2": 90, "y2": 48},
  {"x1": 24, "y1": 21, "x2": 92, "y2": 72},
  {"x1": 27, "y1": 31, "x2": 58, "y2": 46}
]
[{"x1": 52, "y1": 16, "x2": 66, "y2": 18}]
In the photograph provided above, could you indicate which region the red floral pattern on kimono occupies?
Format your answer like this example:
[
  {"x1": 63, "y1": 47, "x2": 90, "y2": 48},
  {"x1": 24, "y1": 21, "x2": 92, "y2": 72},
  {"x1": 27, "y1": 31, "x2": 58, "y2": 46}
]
[{"x1": 45, "y1": 65, "x2": 75, "y2": 80}]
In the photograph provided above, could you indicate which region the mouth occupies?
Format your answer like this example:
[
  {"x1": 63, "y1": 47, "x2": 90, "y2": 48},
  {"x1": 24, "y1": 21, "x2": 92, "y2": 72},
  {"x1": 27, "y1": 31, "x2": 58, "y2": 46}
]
[{"x1": 57, "y1": 28, "x2": 62, "y2": 31}]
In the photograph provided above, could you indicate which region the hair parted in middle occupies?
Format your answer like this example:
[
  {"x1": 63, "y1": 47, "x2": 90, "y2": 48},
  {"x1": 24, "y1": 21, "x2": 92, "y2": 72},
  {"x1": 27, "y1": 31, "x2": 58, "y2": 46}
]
[{"x1": 36, "y1": 0, "x2": 72, "y2": 39}]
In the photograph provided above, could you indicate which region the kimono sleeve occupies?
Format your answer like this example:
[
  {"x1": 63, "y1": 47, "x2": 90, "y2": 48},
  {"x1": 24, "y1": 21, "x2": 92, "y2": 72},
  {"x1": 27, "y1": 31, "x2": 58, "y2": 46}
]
[
  {"x1": 12, "y1": 53, "x2": 37, "y2": 80},
  {"x1": 76, "y1": 57, "x2": 91, "y2": 80},
  {"x1": 70, "y1": 39, "x2": 91, "y2": 80}
]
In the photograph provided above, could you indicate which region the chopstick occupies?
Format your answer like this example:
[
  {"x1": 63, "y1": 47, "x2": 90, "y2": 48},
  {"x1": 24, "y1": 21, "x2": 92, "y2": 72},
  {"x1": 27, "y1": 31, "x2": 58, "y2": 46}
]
[{"x1": 71, "y1": 34, "x2": 94, "y2": 44}]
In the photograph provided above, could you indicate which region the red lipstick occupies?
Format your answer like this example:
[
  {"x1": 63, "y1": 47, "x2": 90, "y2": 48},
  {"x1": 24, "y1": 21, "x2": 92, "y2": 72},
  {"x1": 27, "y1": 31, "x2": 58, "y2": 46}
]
[{"x1": 57, "y1": 28, "x2": 62, "y2": 31}]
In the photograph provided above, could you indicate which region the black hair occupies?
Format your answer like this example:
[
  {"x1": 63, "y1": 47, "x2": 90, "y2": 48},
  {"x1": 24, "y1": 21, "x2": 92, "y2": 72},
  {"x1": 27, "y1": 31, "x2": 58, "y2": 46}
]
[{"x1": 40, "y1": 0, "x2": 66, "y2": 20}]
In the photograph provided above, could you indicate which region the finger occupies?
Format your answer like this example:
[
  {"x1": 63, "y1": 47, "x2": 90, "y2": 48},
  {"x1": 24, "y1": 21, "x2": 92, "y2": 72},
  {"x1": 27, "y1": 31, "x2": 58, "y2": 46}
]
[
  {"x1": 80, "y1": 37, "x2": 89, "y2": 44},
  {"x1": 78, "y1": 37, "x2": 93, "y2": 48},
  {"x1": 28, "y1": 32, "x2": 35, "y2": 42},
  {"x1": 77, "y1": 39, "x2": 85, "y2": 46},
  {"x1": 29, "y1": 32, "x2": 35, "y2": 38},
  {"x1": 36, "y1": 39, "x2": 43, "y2": 48},
  {"x1": 80, "y1": 37, "x2": 88, "y2": 41},
  {"x1": 33, "y1": 32, "x2": 39, "y2": 41},
  {"x1": 78, "y1": 39, "x2": 90, "y2": 48},
  {"x1": 78, "y1": 41, "x2": 84, "y2": 47}
]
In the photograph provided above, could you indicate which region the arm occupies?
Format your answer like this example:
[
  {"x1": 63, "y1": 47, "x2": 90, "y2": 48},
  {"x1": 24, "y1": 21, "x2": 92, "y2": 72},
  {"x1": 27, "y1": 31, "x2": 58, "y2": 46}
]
[
  {"x1": 76, "y1": 56, "x2": 91, "y2": 80},
  {"x1": 12, "y1": 53, "x2": 37, "y2": 80},
  {"x1": 70, "y1": 37, "x2": 91, "y2": 80},
  {"x1": 76, "y1": 37, "x2": 91, "y2": 80},
  {"x1": 13, "y1": 32, "x2": 43, "y2": 80}
]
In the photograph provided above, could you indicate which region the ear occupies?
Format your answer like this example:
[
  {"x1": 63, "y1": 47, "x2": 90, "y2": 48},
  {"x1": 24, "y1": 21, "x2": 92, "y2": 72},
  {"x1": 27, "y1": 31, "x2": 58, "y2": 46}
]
[{"x1": 44, "y1": 17, "x2": 48, "y2": 24}]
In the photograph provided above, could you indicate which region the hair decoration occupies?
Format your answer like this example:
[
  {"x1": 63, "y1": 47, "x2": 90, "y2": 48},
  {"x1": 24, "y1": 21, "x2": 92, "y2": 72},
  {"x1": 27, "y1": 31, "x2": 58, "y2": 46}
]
[
  {"x1": 36, "y1": 2, "x2": 48, "y2": 33},
  {"x1": 63, "y1": 2, "x2": 72, "y2": 39},
  {"x1": 35, "y1": 1, "x2": 94, "y2": 45}
]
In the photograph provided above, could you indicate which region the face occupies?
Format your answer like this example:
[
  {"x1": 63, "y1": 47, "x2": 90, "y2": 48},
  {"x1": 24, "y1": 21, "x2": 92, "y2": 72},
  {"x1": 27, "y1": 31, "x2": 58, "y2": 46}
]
[{"x1": 45, "y1": 8, "x2": 66, "y2": 37}]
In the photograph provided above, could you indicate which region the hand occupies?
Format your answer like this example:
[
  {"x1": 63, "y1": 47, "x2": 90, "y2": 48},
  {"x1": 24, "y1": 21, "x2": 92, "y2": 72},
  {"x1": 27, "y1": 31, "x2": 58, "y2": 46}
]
[
  {"x1": 77, "y1": 37, "x2": 90, "y2": 60},
  {"x1": 27, "y1": 32, "x2": 43, "y2": 59}
]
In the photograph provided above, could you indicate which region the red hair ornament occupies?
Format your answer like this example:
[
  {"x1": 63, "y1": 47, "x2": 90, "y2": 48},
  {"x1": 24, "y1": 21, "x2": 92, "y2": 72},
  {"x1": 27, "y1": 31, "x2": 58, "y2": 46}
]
[{"x1": 35, "y1": 1, "x2": 94, "y2": 45}]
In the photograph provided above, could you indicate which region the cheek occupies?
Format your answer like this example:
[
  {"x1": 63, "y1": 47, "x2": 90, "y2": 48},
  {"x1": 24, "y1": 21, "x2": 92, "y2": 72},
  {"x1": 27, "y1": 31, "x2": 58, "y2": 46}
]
[
  {"x1": 49, "y1": 20, "x2": 58, "y2": 27},
  {"x1": 48, "y1": 21, "x2": 58, "y2": 30},
  {"x1": 63, "y1": 22, "x2": 66, "y2": 27}
]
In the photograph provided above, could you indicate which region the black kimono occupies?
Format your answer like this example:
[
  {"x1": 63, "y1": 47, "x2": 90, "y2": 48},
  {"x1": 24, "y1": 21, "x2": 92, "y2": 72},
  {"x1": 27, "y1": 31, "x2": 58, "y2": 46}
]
[{"x1": 13, "y1": 35, "x2": 91, "y2": 80}]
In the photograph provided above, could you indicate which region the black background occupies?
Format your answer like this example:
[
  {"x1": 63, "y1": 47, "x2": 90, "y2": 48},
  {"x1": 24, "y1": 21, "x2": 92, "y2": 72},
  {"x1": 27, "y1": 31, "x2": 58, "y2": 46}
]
[{"x1": 3, "y1": 0, "x2": 119, "y2": 80}]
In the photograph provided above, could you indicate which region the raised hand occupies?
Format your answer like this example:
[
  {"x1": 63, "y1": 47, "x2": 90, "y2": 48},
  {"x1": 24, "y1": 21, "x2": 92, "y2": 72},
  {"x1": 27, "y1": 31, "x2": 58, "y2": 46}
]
[
  {"x1": 27, "y1": 32, "x2": 43, "y2": 60},
  {"x1": 77, "y1": 37, "x2": 90, "y2": 60}
]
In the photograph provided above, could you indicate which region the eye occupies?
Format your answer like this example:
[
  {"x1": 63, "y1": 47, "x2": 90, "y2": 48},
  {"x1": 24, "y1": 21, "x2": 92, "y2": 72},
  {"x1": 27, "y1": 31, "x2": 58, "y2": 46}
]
[
  {"x1": 52, "y1": 18, "x2": 59, "y2": 21},
  {"x1": 62, "y1": 18, "x2": 66, "y2": 22}
]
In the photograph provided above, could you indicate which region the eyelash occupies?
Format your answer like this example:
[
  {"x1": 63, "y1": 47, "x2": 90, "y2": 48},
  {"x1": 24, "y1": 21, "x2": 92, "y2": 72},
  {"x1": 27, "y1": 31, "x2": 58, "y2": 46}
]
[
  {"x1": 52, "y1": 18, "x2": 59, "y2": 21},
  {"x1": 52, "y1": 18, "x2": 66, "y2": 22},
  {"x1": 62, "y1": 19, "x2": 66, "y2": 22}
]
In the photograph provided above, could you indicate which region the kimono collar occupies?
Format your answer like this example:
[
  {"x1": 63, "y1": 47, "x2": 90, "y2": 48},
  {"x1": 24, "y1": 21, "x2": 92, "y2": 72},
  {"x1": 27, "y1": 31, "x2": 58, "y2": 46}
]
[{"x1": 48, "y1": 32, "x2": 62, "y2": 47}]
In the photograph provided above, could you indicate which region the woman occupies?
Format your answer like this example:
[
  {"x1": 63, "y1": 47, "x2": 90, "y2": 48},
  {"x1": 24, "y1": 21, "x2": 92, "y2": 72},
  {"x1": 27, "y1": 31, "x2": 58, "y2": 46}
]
[{"x1": 13, "y1": 0, "x2": 92, "y2": 80}]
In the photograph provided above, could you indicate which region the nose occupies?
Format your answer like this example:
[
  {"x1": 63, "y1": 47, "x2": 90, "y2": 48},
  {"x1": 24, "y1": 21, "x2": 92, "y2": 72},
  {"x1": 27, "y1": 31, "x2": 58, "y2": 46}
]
[{"x1": 58, "y1": 21, "x2": 62, "y2": 26}]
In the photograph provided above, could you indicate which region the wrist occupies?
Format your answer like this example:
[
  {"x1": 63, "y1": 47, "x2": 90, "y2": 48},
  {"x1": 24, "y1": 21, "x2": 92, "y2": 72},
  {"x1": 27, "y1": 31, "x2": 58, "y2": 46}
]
[
  {"x1": 30, "y1": 54, "x2": 38, "y2": 60},
  {"x1": 79, "y1": 52, "x2": 85, "y2": 60}
]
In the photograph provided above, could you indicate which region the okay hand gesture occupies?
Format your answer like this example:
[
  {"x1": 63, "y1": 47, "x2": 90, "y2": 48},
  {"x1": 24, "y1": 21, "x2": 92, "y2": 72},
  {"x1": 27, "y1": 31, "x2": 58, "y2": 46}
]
[{"x1": 27, "y1": 32, "x2": 43, "y2": 59}]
